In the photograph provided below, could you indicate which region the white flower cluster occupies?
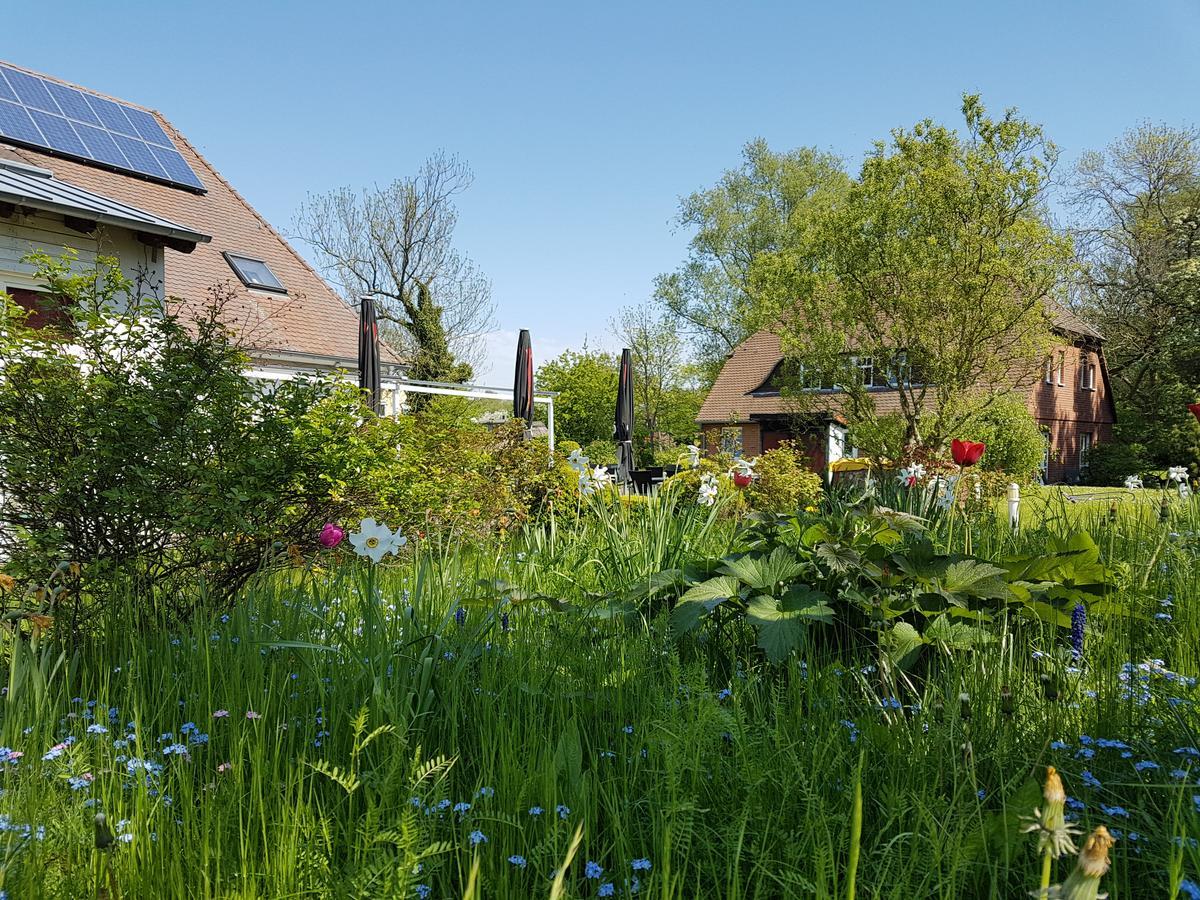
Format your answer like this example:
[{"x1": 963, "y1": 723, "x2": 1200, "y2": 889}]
[
  {"x1": 567, "y1": 448, "x2": 612, "y2": 496},
  {"x1": 348, "y1": 517, "x2": 407, "y2": 563},
  {"x1": 698, "y1": 472, "x2": 719, "y2": 506},
  {"x1": 1168, "y1": 466, "x2": 1189, "y2": 484},
  {"x1": 896, "y1": 463, "x2": 926, "y2": 487},
  {"x1": 1124, "y1": 475, "x2": 1143, "y2": 490},
  {"x1": 1, "y1": 313, "x2": 165, "y2": 387},
  {"x1": 729, "y1": 457, "x2": 756, "y2": 480},
  {"x1": 684, "y1": 444, "x2": 701, "y2": 469}
]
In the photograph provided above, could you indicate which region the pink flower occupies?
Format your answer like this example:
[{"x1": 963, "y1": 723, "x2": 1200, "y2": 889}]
[
  {"x1": 318, "y1": 523, "x2": 345, "y2": 549},
  {"x1": 217, "y1": 762, "x2": 232, "y2": 773},
  {"x1": 212, "y1": 710, "x2": 229, "y2": 719},
  {"x1": 245, "y1": 711, "x2": 261, "y2": 720}
]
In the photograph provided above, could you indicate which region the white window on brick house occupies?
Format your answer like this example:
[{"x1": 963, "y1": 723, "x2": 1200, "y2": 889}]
[
  {"x1": 1045, "y1": 355, "x2": 1055, "y2": 384},
  {"x1": 1040, "y1": 427, "x2": 1051, "y2": 481},
  {"x1": 1057, "y1": 351, "x2": 1065, "y2": 386},
  {"x1": 719, "y1": 426, "x2": 743, "y2": 457},
  {"x1": 1080, "y1": 431, "x2": 1094, "y2": 469},
  {"x1": 1080, "y1": 353, "x2": 1096, "y2": 390}
]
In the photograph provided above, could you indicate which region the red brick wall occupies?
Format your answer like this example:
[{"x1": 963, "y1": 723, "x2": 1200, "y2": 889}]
[
  {"x1": 1027, "y1": 343, "x2": 1116, "y2": 483},
  {"x1": 700, "y1": 422, "x2": 763, "y2": 458}
]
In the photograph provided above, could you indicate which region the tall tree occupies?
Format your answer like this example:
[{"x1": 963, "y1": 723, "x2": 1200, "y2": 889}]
[
  {"x1": 535, "y1": 347, "x2": 619, "y2": 447},
  {"x1": 1068, "y1": 123, "x2": 1200, "y2": 464},
  {"x1": 750, "y1": 95, "x2": 1074, "y2": 451},
  {"x1": 612, "y1": 302, "x2": 696, "y2": 451},
  {"x1": 653, "y1": 139, "x2": 849, "y2": 384},
  {"x1": 293, "y1": 151, "x2": 494, "y2": 384}
]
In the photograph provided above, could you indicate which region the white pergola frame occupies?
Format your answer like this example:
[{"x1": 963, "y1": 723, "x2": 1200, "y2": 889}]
[{"x1": 244, "y1": 368, "x2": 558, "y2": 453}]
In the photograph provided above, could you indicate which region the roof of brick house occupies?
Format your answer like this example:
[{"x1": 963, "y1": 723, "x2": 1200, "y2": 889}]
[
  {"x1": 698, "y1": 303, "x2": 1105, "y2": 426},
  {"x1": 0, "y1": 60, "x2": 396, "y2": 367}
]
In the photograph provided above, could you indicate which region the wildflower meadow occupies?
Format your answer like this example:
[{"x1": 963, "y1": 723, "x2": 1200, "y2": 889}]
[{"x1": 1, "y1": 475, "x2": 1199, "y2": 899}]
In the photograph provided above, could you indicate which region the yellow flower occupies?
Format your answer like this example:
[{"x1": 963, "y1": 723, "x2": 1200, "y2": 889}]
[{"x1": 1054, "y1": 826, "x2": 1114, "y2": 900}]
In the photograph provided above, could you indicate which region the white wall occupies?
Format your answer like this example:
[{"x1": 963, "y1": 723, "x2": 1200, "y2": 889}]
[{"x1": 0, "y1": 208, "x2": 163, "y2": 301}]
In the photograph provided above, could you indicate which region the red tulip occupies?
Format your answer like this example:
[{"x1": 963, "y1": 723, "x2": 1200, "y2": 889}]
[
  {"x1": 732, "y1": 472, "x2": 753, "y2": 488},
  {"x1": 1189, "y1": 402, "x2": 1200, "y2": 425},
  {"x1": 318, "y1": 523, "x2": 344, "y2": 549},
  {"x1": 951, "y1": 439, "x2": 986, "y2": 467}
]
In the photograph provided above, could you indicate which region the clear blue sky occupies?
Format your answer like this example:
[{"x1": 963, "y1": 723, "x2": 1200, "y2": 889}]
[{"x1": 8, "y1": 0, "x2": 1200, "y2": 378}]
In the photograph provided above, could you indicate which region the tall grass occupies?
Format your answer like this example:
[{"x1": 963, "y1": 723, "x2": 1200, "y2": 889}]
[{"x1": 0, "y1": 490, "x2": 1197, "y2": 897}]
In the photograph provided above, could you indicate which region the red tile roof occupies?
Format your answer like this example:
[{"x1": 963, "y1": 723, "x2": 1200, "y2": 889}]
[{"x1": 0, "y1": 61, "x2": 393, "y2": 367}]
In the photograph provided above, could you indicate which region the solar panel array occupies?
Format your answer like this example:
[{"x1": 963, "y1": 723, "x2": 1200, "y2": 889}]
[{"x1": 0, "y1": 64, "x2": 205, "y2": 192}]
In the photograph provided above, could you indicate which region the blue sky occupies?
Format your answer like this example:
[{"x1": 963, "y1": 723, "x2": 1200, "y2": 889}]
[{"x1": 8, "y1": 1, "x2": 1200, "y2": 378}]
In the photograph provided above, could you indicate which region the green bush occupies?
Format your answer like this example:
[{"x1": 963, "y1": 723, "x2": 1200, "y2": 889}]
[
  {"x1": 745, "y1": 443, "x2": 824, "y2": 513},
  {"x1": 1080, "y1": 441, "x2": 1150, "y2": 487},
  {"x1": 0, "y1": 254, "x2": 386, "y2": 617},
  {"x1": 956, "y1": 396, "x2": 1045, "y2": 482},
  {"x1": 581, "y1": 439, "x2": 618, "y2": 466}
]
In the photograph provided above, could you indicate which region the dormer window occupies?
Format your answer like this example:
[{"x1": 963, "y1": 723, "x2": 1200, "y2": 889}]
[{"x1": 223, "y1": 252, "x2": 285, "y2": 293}]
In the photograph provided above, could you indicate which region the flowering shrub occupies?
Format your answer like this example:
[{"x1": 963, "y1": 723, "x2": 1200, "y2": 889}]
[
  {"x1": 742, "y1": 444, "x2": 823, "y2": 514},
  {"x1": 0, "y1": 254, "x2": 387, "y2": 619}
]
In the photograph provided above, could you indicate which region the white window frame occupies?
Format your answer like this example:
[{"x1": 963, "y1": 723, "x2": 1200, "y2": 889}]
[
  {"x1": 1056, "y1": 351, "x2": 1065, "y2": 386},
  {"x1": 1079, "y1": 431, "x2": 1094, "y2": 469}
]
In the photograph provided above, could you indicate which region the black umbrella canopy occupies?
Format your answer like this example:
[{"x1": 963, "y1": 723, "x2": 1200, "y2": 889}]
[
  {"x1": 358, "y1": 296, "x2": 382, "y2": 415},
  {"x1": 513, "y1": 329, "x2": 534, "y2": 434},
  {"x1": 615, "y1": 347, "x2": 634, "y2": 483}
]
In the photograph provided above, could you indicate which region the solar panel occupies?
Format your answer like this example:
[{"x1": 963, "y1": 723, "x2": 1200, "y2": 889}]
[{"x1": 0, "y1": 64, "x2": 204, "y2": 192}]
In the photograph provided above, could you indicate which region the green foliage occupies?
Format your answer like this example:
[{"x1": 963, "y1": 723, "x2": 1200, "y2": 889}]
[
  {"x1": 743, "y1": 443, "x2": 824, "y2": 513},
  {"x1": 535, "y1": 348, "x2": 618, "y2": 445},
  {"x1": 0, "y1": 254, "x2": 386, "y2": 616},
  {"x1": 752, "y1": 95, "x2": 1073, "y2": 452},
  {"x1": 1071, "y1": 124, "x2": 1200, "y2": 471},
  {"x1": 955, "y1": 396, "x2": 1046, "y2": 482},
  {"x1": 1081, "y1": 441, "x2": 1152, "y2": 487},
  {"x1": 665, "y1": 504, "x2": 1118, "y2": 667},
  {"x1": 654, "y1": 138, "x2": 850, "y2": 384}
]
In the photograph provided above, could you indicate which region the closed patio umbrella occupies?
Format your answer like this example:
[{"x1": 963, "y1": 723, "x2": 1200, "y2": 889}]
[
  {"x1": 358, "y1": 296, "x2": 382, "y2": 415},
  {"x1": 615, "y1": 347, "x2": 634, "y2": 484},
  {"x1": 514, "y1": 328, "x2": 534, "y2": 437}
]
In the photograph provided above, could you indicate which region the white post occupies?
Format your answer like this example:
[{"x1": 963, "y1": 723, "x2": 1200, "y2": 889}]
[
  {"x1": 546, "y1": 397, "x2": 555, "y2": 457},
  {"x1": 1007, "y1": 482, "x2": 1020, "y2": 531}
]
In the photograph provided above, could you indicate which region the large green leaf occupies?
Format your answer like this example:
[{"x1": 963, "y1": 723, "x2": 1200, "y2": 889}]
[
  {"x1": 719, "y1": 547, "x2": 804, "y2": 590},
  {"x1": 620, "y1": 568, "x2": 684, "y2": 603},
  {"x1": 746, "y1": 592, "x2": 833, "y2": 664},
  {"x1": 679, "y1": 575, "x2": 742, "y2": 605},
  {"x1": 814, "y1": 542, "x2": 861, "y2": 574},
  {"x1": 669, "y1": 595, "x2": 728, "y2": 635},
  {"x1": 883, "y1": 621, "x2": 925, "y2": 669},
  {"x1": 939, "y1": 559, "x2": 1011, "y2": 602}
]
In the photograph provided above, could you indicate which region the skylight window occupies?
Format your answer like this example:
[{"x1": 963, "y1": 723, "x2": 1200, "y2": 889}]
[{"x1": 223, "y1": 252, "x2": 285, "y2": 293}]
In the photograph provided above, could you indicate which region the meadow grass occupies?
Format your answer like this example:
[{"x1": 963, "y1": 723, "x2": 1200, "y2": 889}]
[{"x1": 0, "y1": 490, "x2": 1199, "y2": 898}]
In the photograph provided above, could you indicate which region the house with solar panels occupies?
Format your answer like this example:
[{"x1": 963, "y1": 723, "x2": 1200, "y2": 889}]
[{"x1": 0, "y1": 60, "x2": 401, "y2": 390}]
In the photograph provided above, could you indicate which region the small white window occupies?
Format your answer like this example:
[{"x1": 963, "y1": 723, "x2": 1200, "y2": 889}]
[
  {"x1": 1045, "y1": 356, "x2": 1054, "y2": 384},
  {"x1": 1081, "y1": 355, "x2": 1096, "y2": 390},
  {"x1": 1080, "y1": 431, "x2": 1093, "y2": 469},
  {"x1": 223, "y1": 252, "x2": 286, "y2": 293},
  {"x1": 1056, "y1": 351, "x2": 1065, "y2": 386}
]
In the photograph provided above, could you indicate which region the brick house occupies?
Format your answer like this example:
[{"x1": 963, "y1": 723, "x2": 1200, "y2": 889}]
[
  {"x1": 696, "y1": 307, "x2": 1116, "y2": 484},
  {"x1": 0, "y1": 60, "x2": 401, "y2": 398}
]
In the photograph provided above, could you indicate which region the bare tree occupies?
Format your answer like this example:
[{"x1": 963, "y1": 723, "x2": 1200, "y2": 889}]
[
  {"x1": 612, "y1": 302, "x2": 693, "y2": 451},
  {"x1": 292, "y1": 151, "x2": 496, "y2": 379}
]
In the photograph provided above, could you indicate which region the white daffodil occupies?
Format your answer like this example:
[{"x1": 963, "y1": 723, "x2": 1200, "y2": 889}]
[
  {"x1": 1168, "y1": 466, "x2": 1189, "y2": 483},
  {"x1": 349, "y1": 517, "x2": 400, "y2": 563},
  {"x1": 730, "y1": 457, "x2": 756, "y2": 478},
  {"x1": 698, "y1": 472, "x2": 719, "y2": 506},
  {"x1": 1124, "y1": 474, "x2": 1143, "y2": 490},
  {"x1": 896, "y1": 463, "x2": 926, "y2": 487},
  {"x1": 590, "y1": 465, "x2": 613, "y2": 488},
  {"x1": 566, "y1": 448, "x2": 590, "y2": 473},
  {"x1": 684, "y1": 445, "x2": 701, "y2": 469}
]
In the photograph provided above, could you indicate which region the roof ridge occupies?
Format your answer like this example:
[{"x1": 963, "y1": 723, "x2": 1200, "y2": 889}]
[
  {"x1": 0, "y1": 59, "x2": 160, "y2": 115},
  {"x1": 151, "y1": 110, "x2": 356, "y2": 317}
]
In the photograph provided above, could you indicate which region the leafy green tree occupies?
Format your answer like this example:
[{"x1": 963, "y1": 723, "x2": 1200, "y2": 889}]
[
  {"x1": 536, "y1": 347, "x2": 618, "y2": 446},
  {"x1": 1069, "y1": 123, "x2": 1200, "y2": 471},
  {"x1": 654, "y1": 139, "x2": 849, "y2": 385},
  {"x1": 751, "y1": 95, "x2": 1074, "y2": 452}
]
